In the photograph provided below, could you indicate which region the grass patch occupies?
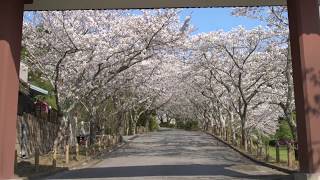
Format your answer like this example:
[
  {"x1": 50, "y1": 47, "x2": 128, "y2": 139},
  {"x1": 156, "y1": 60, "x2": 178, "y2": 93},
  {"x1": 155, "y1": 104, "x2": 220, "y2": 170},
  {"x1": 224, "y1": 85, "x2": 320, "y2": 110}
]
[{"x1": 268, "y1": 146, "x2": 288, "y2": 162}]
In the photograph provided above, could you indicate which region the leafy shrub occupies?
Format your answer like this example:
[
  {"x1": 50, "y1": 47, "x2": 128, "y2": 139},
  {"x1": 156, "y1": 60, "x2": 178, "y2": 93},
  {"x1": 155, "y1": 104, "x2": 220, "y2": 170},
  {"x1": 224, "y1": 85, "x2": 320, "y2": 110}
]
[
  {"x1": 275, "y1": 120, "x2": 293, "y2": 141},
  {"x1": 148, "y1": 116, "x2": 159, "y2": 132},
  {"x1": 159, "y1": 122, "x2": 175, "y2": 128},
  {"x1": 176, "y1": 120, "x2": 185, "y2": 129},
  {"x1": 184, "y1": 120, "x2": 199, "y2": 131},
  {"x1": 176, "y1": 120, "x2": 199, "y2": 131},
  {"x1": 269, "y1": 139, "x2": 277, "y2": 146}
]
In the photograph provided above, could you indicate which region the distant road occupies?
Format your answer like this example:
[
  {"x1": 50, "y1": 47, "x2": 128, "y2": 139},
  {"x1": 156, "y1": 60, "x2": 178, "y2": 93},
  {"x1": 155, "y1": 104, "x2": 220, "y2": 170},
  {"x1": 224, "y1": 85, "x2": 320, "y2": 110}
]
[{"x1": 47, "y1": 128, "x2": 291, "y2": 180}]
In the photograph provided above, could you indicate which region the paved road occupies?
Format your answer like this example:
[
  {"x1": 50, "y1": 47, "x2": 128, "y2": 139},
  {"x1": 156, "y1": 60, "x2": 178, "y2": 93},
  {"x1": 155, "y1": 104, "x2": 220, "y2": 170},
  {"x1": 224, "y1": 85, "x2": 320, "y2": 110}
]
[{"x1": 47, "y1": 128, "x2": 292, "y2": 180}]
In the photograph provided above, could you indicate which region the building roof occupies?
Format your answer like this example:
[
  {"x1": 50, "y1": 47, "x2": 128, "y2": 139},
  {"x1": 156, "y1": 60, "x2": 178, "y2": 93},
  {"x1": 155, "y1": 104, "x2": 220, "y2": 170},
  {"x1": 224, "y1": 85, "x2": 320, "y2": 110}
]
[
  {"x1": 30, "y1": 84, "x2": 49, "y2": 95},
  {"x1": 19, "y1": 81, "x2": 49, "y2": 97},
  {"x1": 24, "y1": 0, "x2": 286, "y2": 11}
]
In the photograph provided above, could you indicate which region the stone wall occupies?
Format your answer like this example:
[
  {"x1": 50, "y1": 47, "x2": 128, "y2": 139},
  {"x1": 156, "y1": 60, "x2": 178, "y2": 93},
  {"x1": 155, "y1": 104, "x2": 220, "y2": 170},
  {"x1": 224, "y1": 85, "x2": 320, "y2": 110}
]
[{"x1": 16, "y1": 113, "x2": 60, "y2": 157}]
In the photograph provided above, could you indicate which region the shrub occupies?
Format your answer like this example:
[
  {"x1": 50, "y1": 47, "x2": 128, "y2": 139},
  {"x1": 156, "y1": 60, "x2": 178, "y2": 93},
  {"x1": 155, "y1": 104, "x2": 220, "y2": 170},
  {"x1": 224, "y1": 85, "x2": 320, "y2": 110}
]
[
  {"x1": 269, "y1": 139, "x2": 277, "y2": 146},
  {"x1": 275, "y1": 120, "x2": 293, "y2": 141},
  {"x1": 176, "y1": 120, "x2": 184, "y2": 129},
  {"x1": 176, "y1": 120, "x2": 199, "y2": 131},
  {"x1": 159, "y1": 122, "x2": 175, "y2": 128},
  {"x1": 148, "y1": 116, "x2": 159, "y2": 132}
]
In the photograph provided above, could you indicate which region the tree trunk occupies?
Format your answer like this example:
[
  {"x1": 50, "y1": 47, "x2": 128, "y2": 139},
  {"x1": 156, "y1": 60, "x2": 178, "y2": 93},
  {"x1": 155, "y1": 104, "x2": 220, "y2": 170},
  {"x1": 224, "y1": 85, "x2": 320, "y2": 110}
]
[
  {"x1": 53, "y1": 88, "x2": 61, "y2": 114},
  {"x1": 129, "y1": 114, "x2": 134, "y2": 135},
  {"x1": 225, "y1": 127, "x2": 229, "y2": 142},
  {"x1": 232, "y1": 131, "x2": 236, "y2": 145},
  {"x1": 241, "y1": 126, "x2": 247, "y2": 150},
  {"x1": 287, "y1": 114, "x2": 297, "y2": 141},
  {"x1": 284, "y1": 45, "x2": 296, "y2": 141},
  {"x1": 240, "y1": 105, "x2": 247, "y2": 150}
]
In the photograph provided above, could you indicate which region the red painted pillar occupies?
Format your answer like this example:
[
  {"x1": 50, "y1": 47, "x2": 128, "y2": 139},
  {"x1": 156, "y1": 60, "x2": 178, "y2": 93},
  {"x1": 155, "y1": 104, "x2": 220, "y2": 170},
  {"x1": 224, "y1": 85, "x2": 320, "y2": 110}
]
[
  {"x1": 287, "y1": 0, "x2": 320, "y2": 174},
  {"x1": 0, "y1": 0, "x2": 24, "y2": 179}
]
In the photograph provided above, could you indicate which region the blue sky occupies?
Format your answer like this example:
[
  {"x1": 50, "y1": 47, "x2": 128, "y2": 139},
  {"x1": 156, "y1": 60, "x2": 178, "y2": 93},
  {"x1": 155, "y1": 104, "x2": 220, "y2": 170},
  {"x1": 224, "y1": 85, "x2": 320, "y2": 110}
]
[
  {"x1": 180, "y1": 8, "x2": 266, "y2": 34},
  {"x1": 24, "y1": 8, "x2": 266, "y2": 34}
]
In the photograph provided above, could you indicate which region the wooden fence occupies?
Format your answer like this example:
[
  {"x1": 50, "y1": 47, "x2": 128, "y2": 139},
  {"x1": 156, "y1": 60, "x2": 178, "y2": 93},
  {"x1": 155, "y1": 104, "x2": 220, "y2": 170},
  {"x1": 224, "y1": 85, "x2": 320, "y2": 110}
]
[{"x1": 207, "y1": 127, "x2": 298, "y2": 170}]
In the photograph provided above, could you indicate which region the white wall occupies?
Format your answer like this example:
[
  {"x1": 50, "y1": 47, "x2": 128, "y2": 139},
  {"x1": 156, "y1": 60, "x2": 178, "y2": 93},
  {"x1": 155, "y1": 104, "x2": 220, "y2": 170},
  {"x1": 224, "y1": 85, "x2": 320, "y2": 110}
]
[{"x1": 19, "y1": 62, "x2": 28, "y2": 83}]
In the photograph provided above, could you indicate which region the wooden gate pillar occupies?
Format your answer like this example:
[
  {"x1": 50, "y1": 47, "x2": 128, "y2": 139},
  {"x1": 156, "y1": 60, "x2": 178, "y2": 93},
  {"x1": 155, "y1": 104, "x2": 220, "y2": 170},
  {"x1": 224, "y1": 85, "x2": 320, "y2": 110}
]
[
  {"x1": 0, "y1": 0, "x2": 27, "y2": 179},
  {"x1": 287, "y1": 0, "x2": 320, "y2": 176}
]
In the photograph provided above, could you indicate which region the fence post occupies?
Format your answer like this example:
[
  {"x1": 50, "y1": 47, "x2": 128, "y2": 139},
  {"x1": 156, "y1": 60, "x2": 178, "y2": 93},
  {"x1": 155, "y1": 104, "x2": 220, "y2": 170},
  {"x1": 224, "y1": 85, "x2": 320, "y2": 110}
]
[
  {"x1": 225, "y1": 128, "x2": 229, "y2": 142},
  {"x1": 119, "y1": 135, "x2": 123, "y2": 143},
  {"x1": 85, "y1": 140, "x2": 88, "y2": 157},
  {"x1": 35, "y1": 148, "x2": 40, "y2": 172},
  {"x1": 258, "y1": 146, "x2": 263, "y2": 158},
  {"x1": 92, "y1": 139, "x2": 96, "y2": 156},
  {"x1": 98, "y1": 136, "x2": 102, "y2": 151},
  {"x1": 76, "y1": 143, "x2": 79, "y2": 160},
  {"x1": 287, "y1": 143, "x2": 293, "y2": 168},
  {"x1": 103, "y1": 135, "x2": 106, "y2": 149},
  {"x1": 276, "y1": 142, "x2": 280, "y2": 163},
  {"x1": 231, "y1": 133, "x2": 235, "y2": 146},
  {"x1": 237, "y1": 136, "x2": 241, "y2": 148},
  {"x1": 52, "y1": 146, "x2": 57, "y2": 167},
  {"x1": 265, "y1": 143, "x2": 270, "y2": 162},
  {"x1": 216, "y1": 126, "x2": 219, "y2": 136},
  {"x1": 65, "y1": 144, "x2": 69, "y2": 164},
  {"x1": 107, "y1": 135, "x2": 111, "y2": 147}
]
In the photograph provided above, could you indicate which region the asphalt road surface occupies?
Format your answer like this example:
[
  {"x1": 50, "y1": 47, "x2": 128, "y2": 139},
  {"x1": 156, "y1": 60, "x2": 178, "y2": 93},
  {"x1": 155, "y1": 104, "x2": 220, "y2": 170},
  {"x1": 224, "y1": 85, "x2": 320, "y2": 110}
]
[{"x1": 47, "y1": 128, "x2": 292, "y2": 180}]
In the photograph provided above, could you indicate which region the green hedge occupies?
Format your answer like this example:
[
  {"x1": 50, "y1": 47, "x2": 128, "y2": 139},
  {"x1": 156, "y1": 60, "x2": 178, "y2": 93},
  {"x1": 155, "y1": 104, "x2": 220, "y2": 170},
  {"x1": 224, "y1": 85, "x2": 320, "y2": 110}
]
[
  {"x1": 176, "y1": 120, "x2": 199, "y2": 131},
  {"x1": 148, "y1": 116, "x2": 159, "y2": 132}
]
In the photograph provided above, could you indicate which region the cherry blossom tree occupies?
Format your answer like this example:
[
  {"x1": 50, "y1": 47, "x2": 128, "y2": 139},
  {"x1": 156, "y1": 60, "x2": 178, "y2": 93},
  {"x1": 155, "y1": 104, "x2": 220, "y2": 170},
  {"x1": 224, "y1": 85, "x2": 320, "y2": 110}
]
[
  {"x1": 22, "y1": 9, "x2": 192, "y2": 142},
  {"x1": 185, "y1": 27, "x2": 282, "y2": 149},
  {"x1": 232, "y1": 7, "x2": 296, "y2": 140},
  {"x1": 22, "y1": 8, "x2": 293, "y2": 152}
]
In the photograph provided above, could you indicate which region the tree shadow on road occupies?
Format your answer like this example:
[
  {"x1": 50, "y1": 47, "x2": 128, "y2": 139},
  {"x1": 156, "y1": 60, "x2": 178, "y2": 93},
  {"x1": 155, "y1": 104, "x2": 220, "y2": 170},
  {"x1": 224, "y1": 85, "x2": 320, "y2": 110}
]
[
  {"x1": 47, "y1": 164, "x2": 292, "y2": 179},
  {"x1": 15, "y1": 161, "x2": 68, "y2": 179},
  {"x1": 107, "y1": 131, "x2": 249, "y2": 165}
]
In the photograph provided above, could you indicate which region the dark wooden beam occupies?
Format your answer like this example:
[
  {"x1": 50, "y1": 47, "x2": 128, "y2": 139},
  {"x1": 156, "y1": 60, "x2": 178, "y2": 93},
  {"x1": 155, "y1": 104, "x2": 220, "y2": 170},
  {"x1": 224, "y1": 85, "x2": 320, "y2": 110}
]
[
  {"x1": 24, "y1": 0, "x2": 286, "y2": 11},
  {"x1": 24, "y1": 0, "x2": 33, "y2": 4}
]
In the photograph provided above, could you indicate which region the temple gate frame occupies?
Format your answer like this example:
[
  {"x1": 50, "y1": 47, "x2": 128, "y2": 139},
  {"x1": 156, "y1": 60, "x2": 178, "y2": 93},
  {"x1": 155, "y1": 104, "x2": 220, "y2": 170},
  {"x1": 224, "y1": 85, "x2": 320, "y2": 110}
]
[{"x1": 0, "y1": 0, "x2": 319, "y2": 179}]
